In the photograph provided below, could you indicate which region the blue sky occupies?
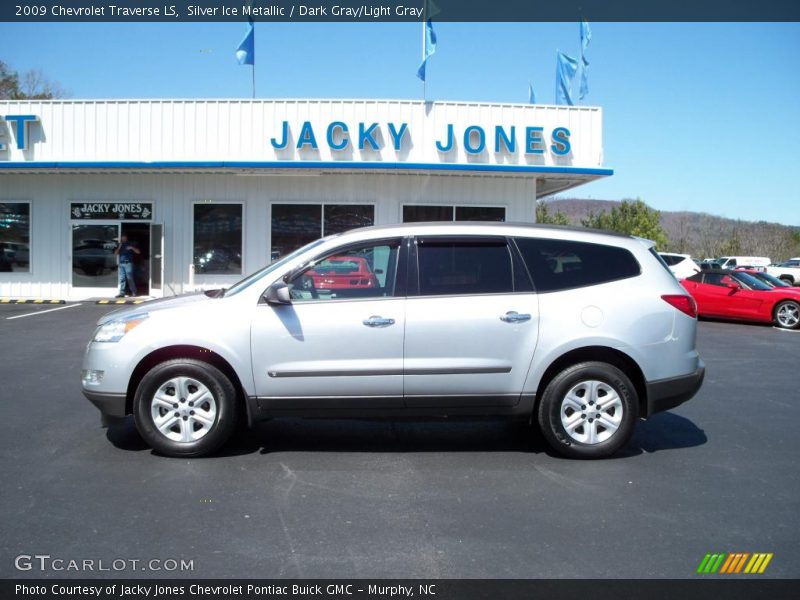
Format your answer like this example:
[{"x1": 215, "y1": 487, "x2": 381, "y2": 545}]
[{"x1": 1, "y1": 21, "x2": 798, "y2": 225}]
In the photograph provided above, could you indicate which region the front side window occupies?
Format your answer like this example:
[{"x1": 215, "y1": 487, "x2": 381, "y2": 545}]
[
  {"x1": 0, "y1": 202, "x2": 30, "y2": 273},
  {"x1": 417, "y1": 238, "x2": 515, "y2": 296},
  {"x1": 193, "y1": 204, "x2": 243, "y2": 275},
  {"x1": 515, "y1": 237, "x2": 641, "y2": 292},
  {"x1": 288, "y1": 240, "x2": 400, "y2": 302}
]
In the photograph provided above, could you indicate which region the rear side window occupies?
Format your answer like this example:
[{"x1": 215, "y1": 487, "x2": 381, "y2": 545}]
[
  {"x1": 660, "y1": 254, "x2": 682, "y2": 266},
  {"x1": 515, "y1": 237, "x2": 641, "y2": 292},
  {"x1": 417, "y1": 238, "x2": 515, "y2": 296}
]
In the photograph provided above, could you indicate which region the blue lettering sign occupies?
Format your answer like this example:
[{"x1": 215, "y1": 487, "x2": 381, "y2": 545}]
[
  {"x1": 436, "y1": 124, "x2": 454, "y2": 152},
  {"x1": 551, "y1": 127, "x2": 571, "y2": 155},
  {"x1": 387, "y1": 122, "x2": 408, "y2": 151},
  {"x1": 3, "y1": 115, "x2": 38, "y2": 150},
  {"x1": 494, "y1": 125, "x2": 516, "y2": 153},
  {"x1": 296, "y1": 121, "x2": 318, "y2": 149},
  {"x1": 525, "y1": 127, "x2": 545, "y2": 154},
  {"x1": 271, "y1": 121, "x2": 289, "y2": 149},
  {"x1": 358, "y1": 122, "x2": 381, "y2": 150},
  {"x1": 327, "y1": 121, "x2": 349, "y2": 151},
  {"x1": 463, "y1": 126, "x2": 486, "y2": 155}
]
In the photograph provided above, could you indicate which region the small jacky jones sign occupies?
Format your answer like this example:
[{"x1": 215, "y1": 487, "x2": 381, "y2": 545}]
[{"x1": 70, "y1": 202, "x2": 152, "y2": 220}]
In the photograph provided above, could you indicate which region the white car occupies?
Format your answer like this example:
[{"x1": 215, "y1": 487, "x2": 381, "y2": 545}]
[
  {"x1": 81, "y1": 223, "x2": 705, "y2": 459},
  {"x1": 658, "y1": 253, "x2": 700, "y2": 279},
  {"x1": 766, "y1": 259, "x2": 800, "y2": 286}
]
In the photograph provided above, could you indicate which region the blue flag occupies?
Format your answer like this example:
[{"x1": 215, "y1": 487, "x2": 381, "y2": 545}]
[
  {"x1": 416, "y1": 19, "x2": 437, "y2": 82},
  {"x1": 235, "y1": 19, "x2": 255, "y2": 66},
  {"x1": 528, "y1": 82, "x2": 536, "y2": 104},
  {"x1": 579, "y1": 55, "x2": 589, "y2": 101},
  {"x1": 579, "y1": 19, "x2": 591, "y2": 100},
  {"x1": 555, "y1": 51, "x2": 578, "y2": 106},
  {"x1": 580, "y1": 19, "x2": 592, "y2": 53}
]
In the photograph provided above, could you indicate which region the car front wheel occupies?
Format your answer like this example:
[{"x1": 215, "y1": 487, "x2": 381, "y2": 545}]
[
  {"x1": 774, "y1": 300, "x2": 800, "y2": 330},
  {"x1": 537, "y1": 361, "x2": 638, "y2": 459},
  {"x1": 134, "y1": 359, "x2": 238, "y2": 457}
]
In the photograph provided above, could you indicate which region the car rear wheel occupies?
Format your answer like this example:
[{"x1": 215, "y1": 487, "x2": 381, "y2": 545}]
[
  {"x1": 779, "y1": 276, "x2": 794, "y2": 286},
  {"x1": 537, "y1": 361, "x2": 638, "y2": 459},
  {"x1": 774, "y1": 300, "x2": 800, "y2": 330},
  {"x1": 134, "y1": 359, "x2": 238, "y2": 457}
]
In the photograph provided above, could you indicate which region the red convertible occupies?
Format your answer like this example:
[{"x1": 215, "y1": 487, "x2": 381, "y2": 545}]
[
  {"x1": 305, "y1": 256, "x2": 379, "y2": 290},
  {"x1": 681, "y1": 269, "x2": 800, "y2": 330}
]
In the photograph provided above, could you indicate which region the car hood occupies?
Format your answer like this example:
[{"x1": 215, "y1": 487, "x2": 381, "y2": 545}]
[{"x1": 96, "y1": 290, "x2": 217, "y2": 325}]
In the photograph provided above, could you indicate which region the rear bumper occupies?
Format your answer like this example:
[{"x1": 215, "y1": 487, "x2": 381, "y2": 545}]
[
  {"x1": 645, "y1": 363, "x2": 705, "y2": 417},
  {"x1": 83, "y1": 389, "x2": 127, "y2": 425}
]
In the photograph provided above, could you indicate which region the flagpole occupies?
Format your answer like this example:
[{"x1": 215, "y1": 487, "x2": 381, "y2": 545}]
[{"x1": 421, "y1": 20, "x2": 426, "y2": 102}]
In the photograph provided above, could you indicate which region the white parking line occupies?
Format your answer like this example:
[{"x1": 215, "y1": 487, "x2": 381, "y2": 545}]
[{"x1": 6, "y1": 303, "x2": 83, "y2": 320}]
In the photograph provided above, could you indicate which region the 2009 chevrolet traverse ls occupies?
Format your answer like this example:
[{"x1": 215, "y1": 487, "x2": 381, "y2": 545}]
[{"x1": 82, "y1": 223, "x2": 704, "y2": 459}]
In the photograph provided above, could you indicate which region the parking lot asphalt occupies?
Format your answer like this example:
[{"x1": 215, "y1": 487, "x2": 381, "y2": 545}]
[{"x1": 0, "y1": 303, "x2": 798, "y2": 579}]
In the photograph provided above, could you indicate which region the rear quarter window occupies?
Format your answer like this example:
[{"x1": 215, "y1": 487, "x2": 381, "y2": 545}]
[{"x1": 515, "y1": 237, "x2": 641, "y2": 292}]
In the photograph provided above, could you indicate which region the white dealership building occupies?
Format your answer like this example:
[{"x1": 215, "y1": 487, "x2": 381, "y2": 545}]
[{"x1": 0, "y1": 99, "x2": 610, "y2": 300}]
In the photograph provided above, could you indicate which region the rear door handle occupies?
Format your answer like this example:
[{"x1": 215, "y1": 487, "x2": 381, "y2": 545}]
[
  {"x1": 363, "y1": 315, "x2": 396, "y2": 327},
  {"x1": 500, "y1": 311, "x2": 532, "y2": 323}
]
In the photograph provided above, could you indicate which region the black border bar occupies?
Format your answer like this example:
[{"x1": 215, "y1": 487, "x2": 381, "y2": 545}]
[{"x1": 2, "y1": 1, "x2": 799, "y2": 22}]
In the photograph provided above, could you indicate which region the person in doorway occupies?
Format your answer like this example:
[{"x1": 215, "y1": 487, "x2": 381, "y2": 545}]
[{"x1": 115, "y1": 234, "x2": 141, "y2": 297}]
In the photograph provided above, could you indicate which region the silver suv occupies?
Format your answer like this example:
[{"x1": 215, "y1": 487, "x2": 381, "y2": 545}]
[{"x1": 82, "y1": 223, "x2": 705, "y2": 459}]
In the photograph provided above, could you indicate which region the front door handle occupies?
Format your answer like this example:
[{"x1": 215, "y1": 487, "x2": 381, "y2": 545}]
[
  {"x1": 363, "y1": 315, "x2": 396, "y2": 327},
  {"x1": 500, "y1": 311, "x2": 532, "y2": 323}
]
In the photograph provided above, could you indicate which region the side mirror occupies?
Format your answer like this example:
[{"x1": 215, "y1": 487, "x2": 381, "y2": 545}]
[
  {"x1": 727, "y1": 282, "x2": 740, "y2": 290},
  {"x1": 263, "y1": 282, "x2": 292, "y2": 305}
]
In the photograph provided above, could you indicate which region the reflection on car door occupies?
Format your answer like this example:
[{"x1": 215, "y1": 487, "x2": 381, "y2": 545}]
[
  {"x1": 700, "y1": 274, "x2": 762, "y2": 319},
  {"x1": 250, "y1": 238, "x2": 406, "y2": 409},
  {"x1": 402, "y1": 236, "x2": 539, "y2": 407}
]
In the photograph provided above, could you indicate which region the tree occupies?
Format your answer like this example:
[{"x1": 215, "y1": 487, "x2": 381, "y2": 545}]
[
  {"x1": 0, "y1": 60, "x2": 66, "y2": 99},
  {"x1": 581, "y1": 198, "x2": 669, "y2": 249},
  {"x1": 536, "y1": 200, "x2": 570, "y2": 225}
]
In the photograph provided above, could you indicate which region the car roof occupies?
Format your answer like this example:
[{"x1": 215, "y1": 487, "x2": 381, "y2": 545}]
[{"x1": 341, "y1": 221, "x2": 637, "y2": 242}]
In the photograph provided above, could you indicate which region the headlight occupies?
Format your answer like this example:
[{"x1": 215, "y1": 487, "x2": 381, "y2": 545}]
[{"x1": 93, "y1": 313, "x2": 148, "y2": 343}]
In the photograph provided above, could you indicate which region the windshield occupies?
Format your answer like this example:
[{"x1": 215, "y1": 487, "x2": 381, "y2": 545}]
[
  {"x1": 224, "y1": 238, "x2": 330, "y2": 297},
  {"x1": 756, "y1": 272, "x2": 789, "y2": 287},
  {"x1": 732, "y1": 272, "x2": 773, "y2": 291}
]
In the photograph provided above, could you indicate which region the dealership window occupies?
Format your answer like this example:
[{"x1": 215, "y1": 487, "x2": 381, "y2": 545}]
[
  {"x1": 271, "y1": 204, "x2": 374, "y2": 260},
  {"x1": 417, "y1": 238, "x2": 514, "y2": 296},
  {"x1": 0, "y1": 202, "x2": 30, "y2": 273},
  {"x1": 288, "y1": 239, "x2": 400, "y2": 302},
  {"x1": 193, "y1": 203, "x2": 243, "y2": 275},
  {"x1": 403, "y1": 205, "x2": 505, "y2": 223}
]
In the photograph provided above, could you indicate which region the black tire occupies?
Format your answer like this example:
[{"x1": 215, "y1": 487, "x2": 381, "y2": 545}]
[
  {"x1": 773, "y1": 300, "x2": 800, "y2": 330},
  {"x1": 537, "y1": 361, "x2": 638, "y2": 459},
  {"x1": 134, "y1": 359, "x2": 238, "y2": 457},
  {"x1": 779, "y1": 276, "x2": 794, "y2": 286}
]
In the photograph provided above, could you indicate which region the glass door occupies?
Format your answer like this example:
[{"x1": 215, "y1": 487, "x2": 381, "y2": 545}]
[
  {"x1": 150, "y1": 223, "x2": 164, "y2": 297},
  {"x1": 71, "y1": 223, "x2": 120, "y2": 291}
]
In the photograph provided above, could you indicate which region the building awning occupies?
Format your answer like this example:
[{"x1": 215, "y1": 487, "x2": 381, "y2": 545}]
[{"x1": 0, "y1": 161, "x2": 612, "y2": 198}]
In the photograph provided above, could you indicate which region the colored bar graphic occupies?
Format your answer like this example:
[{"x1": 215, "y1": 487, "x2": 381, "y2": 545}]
[
  {"x1": 719, "y1": 553, "x2": 736, "y2": 573},
  {"x1": 697, "y1": 554, "x2": 713, "y2": 574},
  {"x1": 699, "y1": 552, "x2": 773, "y2": 575},
  {"x1": 758, "y1": 553, "x2": 773, "y2": 573}
]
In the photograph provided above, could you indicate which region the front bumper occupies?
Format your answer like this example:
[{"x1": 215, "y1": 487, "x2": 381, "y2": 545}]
[
  {"x1": 82, "y1": 389, "x2": 128, "y2": 426},
  {"x1": 645, "y1": 362, "x2": 705, "y2": 417}
]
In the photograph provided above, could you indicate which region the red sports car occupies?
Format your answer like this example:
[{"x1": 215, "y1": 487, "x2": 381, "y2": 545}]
[
  {"x1": 681, "y1": 269, "x2": 800, "y2": 330},
  {"x1": 305, "y1": 256, "x2": 378, "y2": 290}
]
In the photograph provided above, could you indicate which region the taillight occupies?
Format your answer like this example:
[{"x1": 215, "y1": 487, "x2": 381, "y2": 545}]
[{"x1": 662, "y1": 294, "x2": 697, "y2": 318}]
